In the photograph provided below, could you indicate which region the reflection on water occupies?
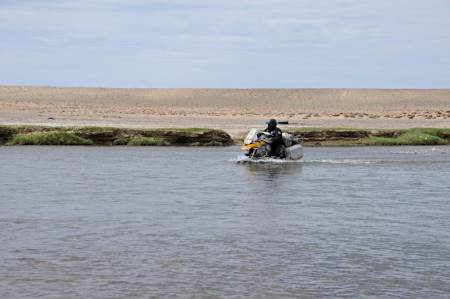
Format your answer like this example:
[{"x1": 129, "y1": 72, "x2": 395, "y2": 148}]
[
  {"x1": 241, "y1": 161, "x2": 303, "y2": 181},
  {"x1": 1, "y1": 146, "x2": 450, "y2": 298}
]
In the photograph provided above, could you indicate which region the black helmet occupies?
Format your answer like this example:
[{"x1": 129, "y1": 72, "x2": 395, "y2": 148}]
[{"x1": 267, "y1": 119, "x2": 277, "y2": 130}]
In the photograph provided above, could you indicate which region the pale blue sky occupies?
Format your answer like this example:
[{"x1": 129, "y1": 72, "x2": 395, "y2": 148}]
[{"x1": 0, "y1": 0, "x2": 449, "y2": 88}]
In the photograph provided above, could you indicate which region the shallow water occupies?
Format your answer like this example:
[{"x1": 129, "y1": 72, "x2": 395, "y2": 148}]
[{"x1": 1, "y1": 146, "x2": 450, "y2": 298}]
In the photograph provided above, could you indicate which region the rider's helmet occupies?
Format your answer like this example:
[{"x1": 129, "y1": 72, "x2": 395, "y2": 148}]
[{"x1": 267, "y1": 119, "x2": 277, "y2": 131}]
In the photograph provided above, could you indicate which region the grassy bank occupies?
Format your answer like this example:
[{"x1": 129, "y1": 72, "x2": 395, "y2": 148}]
[
  {"x1": 1, "y1": 125, "x2": 450, "y2": 146},
  {"x1": 0, "y1": 125, "x2": 232, "y2": 146},
  {"x1": 288, "y1": 128, "x2": 450, "y2": 146}
]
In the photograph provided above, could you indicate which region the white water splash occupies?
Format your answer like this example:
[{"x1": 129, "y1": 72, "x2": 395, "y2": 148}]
[{"x1": 233, "y1": 155, "x2": 303, "y2": 164}]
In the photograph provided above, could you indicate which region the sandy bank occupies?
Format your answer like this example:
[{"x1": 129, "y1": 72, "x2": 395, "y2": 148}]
[{"x1": 1, "y1": 86, "x2": 450, "y2": 138}]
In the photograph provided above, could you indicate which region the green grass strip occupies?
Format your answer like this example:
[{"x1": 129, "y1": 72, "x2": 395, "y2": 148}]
[
  {"x1": 366, "y1": 129, "x2": 447, "y2": 145},
  {"x1": 9, "y1": 131, "x2": 93, "y2": 145}
]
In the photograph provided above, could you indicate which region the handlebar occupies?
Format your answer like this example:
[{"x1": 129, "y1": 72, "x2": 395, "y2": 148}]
[{"x1": 265, "y1": 121, "x2": 289, "y2": 125}]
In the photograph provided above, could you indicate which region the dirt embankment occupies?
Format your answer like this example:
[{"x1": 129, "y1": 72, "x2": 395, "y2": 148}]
[
  {"x1": 2, "y1": 125, "x2": 450, "y2": 147},
  {"x1": 0, "y1": 126, "x2": 232, "y2": 146},
  {"x1": 287, "y1": 128, "x2": 450, "y2": 146}
]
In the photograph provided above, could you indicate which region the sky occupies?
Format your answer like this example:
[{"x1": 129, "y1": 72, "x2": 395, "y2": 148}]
[{"x1": 0, "y1": 0, "x2": 449, "y2": 88}]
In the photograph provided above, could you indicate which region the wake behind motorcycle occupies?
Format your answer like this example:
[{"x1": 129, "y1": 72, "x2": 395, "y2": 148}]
[{"x1": 240, "y1": 127, "x2": 303, "y2": 161}]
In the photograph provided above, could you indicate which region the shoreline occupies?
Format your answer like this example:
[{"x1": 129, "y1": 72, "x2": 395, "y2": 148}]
[
  {"x1": 1, "y1": 85, "x2": 450, "y2": 143},
  {"x1": 0, "y1": 125, "x2": 232, "y2": 146},
  {"x1": 1, "y1": 125, "x2": 450, "y2": 147}
]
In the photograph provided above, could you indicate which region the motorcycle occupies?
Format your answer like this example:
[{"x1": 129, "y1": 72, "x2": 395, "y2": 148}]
[{"x1": 240, "y1": 127, "x2": 303, "y2": 161}]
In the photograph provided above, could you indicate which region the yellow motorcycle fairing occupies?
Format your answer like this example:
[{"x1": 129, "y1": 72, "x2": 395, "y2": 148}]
[{"x1": 241, "y1": 141, "x2": 264, "y2": 151}]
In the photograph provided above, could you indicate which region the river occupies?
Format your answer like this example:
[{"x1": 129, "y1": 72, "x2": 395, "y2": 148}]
[{"x1": 1, "y1": 146, "x2": 450, "y2": 298}]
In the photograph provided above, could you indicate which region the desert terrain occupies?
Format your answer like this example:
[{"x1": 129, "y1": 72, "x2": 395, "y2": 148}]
[{"x1": 1, "y1": 86, "x2": 449, "y2": 138}]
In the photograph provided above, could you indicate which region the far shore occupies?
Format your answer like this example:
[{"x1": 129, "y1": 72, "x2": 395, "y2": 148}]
[
  {"x1": 1, "y1": 125, "x2": 450, "y2": 147},
  {"x1": 1, "y1": 85, "x2": 450, "y2": 140}
]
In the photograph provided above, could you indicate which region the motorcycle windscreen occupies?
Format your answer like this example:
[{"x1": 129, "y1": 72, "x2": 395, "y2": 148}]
[{"x1": 244, "y1": 128, "x2": 258, "y2": 145}]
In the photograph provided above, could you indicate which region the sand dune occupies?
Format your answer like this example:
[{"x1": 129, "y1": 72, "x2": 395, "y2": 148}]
[{"x1": 1, "y1": 86, "x2": 449, "y2": 136}]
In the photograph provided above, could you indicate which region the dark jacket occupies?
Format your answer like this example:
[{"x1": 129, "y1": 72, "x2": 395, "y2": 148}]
[{"x1": 264, "y1": 127, "x2": 283, "y2": 145}]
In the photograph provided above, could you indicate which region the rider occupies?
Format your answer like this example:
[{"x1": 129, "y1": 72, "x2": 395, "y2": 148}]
[{"x1": 264, "y1": 119, "x2": 283, "y2": 157}]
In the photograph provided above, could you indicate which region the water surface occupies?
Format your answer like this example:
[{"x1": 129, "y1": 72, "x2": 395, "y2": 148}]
[{"x1": 1, "y1": 146, "x2": 450, "y2": 298}]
